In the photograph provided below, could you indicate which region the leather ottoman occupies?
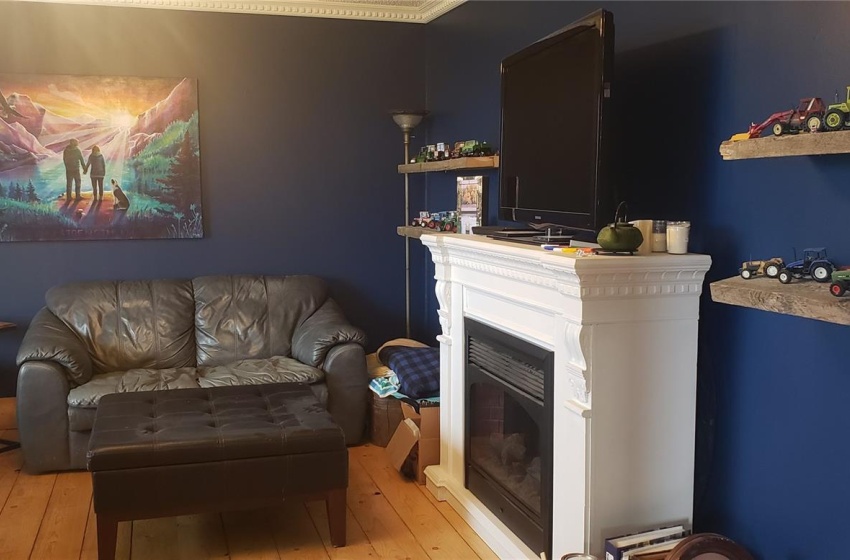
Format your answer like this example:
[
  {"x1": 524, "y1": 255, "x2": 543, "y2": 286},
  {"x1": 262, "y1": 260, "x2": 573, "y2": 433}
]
[{"x1": 87, "y1": 383, "x2": 347, "y2": 560}]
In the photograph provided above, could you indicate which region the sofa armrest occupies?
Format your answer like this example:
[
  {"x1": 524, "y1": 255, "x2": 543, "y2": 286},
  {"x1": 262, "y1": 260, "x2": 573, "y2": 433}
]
[
  {"x1": 16, "y1": 308, "x2": 92, "y2": 386},
  {"x1": 17, "y1": 360, "x2": 73, "y2": 473},
  {"x1": 323, "y1": 342, "x2": 369, "y2": 445},
  {"x1": 292, "y1": 299, "x2": 366, "y2": 368}
]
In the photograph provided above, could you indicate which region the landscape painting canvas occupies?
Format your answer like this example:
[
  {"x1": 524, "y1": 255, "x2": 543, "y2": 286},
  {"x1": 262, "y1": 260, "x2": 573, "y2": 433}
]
[{"x1": 0, "y1": 73, "x2": 202, "y2": 241}]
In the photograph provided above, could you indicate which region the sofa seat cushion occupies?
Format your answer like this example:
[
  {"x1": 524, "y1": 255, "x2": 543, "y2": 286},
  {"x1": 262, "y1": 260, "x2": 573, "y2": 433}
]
[
  {"x1": 197, "y1": 356, "x2": 324, "y2": 388},
  {"x1": 68, "y1": 367, "x2": 200, "y2": 409},
  {"x1": 67, "y1": 357, "x2": 325, "y2": 432}
]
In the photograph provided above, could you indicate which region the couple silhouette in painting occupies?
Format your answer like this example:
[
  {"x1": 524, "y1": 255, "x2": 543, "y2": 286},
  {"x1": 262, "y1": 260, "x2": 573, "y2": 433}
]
[{"x1": 62, "y1": 139, "x2": 129, "y2": 210}]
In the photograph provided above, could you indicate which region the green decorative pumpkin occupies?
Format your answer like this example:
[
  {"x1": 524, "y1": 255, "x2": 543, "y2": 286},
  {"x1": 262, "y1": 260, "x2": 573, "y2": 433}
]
[{"x1": 597, "y1": 201, "x2": 643, "y2": 253}]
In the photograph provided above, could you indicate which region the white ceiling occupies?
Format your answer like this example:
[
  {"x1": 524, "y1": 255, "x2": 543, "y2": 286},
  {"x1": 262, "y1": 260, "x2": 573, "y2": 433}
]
[{"x1": 9, "y1": 0, "x2": 466, "y2": 23}]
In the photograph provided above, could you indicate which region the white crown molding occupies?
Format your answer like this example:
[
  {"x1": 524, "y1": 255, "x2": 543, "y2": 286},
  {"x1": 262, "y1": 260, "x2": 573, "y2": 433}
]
[{"x1": 6, "y1": 0, "x2": 465, "y2": 23}]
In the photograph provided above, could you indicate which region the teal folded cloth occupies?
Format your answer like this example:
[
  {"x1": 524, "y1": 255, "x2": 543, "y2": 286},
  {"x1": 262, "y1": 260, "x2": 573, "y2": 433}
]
[{"x1": 369, "y1": 373, "x2": 401, "y2": 398}]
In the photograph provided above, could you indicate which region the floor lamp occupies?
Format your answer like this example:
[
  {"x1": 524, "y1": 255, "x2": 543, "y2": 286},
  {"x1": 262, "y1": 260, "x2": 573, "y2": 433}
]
[{"x1": 392, "y1": 110, "x2": 427, "y2": 339}]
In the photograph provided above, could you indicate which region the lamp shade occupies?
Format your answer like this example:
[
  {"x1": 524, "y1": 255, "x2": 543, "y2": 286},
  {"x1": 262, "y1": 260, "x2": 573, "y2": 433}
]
[{"x1": 391, "y1": 110, "x2": 428, "y2": 132}]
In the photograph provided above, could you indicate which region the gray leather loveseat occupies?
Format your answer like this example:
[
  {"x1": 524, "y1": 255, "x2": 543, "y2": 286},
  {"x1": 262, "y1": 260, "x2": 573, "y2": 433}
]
[{"x1": 15, "y1": 275, "x2": 368, "y2": 473}]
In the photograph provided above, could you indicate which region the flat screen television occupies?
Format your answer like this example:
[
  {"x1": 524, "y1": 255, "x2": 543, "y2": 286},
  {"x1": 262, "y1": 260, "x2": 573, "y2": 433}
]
[{"x1": 499, "y1": 10, "x2": 615, "y2": 240}]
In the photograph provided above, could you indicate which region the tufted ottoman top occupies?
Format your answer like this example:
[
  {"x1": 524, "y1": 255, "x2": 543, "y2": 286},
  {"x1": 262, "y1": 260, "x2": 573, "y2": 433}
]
[{"x1": 87, "y1": 383, "x2": 344, "y2": 471}]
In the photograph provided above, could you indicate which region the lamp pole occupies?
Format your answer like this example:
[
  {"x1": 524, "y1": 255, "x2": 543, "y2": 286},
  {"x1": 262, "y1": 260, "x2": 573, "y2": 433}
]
[
  {"x1": 392, "y1": 111, "x2": 427, "y2": 339},
  {"x1": 403, "y1": 132, "x2": 412, "y2": 338}
]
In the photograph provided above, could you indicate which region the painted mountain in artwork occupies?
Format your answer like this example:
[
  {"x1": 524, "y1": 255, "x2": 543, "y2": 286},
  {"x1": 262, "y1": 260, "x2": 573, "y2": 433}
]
[{"x1": 129, "y1": 78, "x2": 196, "y2": 157}]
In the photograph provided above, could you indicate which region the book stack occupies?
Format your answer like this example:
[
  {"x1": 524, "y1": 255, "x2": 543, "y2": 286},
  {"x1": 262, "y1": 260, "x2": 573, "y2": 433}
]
[{"x1": 604, "y1": 525, "x2": 690, "y2": 560}]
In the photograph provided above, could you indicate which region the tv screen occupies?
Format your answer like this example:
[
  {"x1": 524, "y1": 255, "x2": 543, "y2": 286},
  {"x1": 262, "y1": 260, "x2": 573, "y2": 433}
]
[{"x1": 499, "y1": 10, "x2": 614, "y2": 238}]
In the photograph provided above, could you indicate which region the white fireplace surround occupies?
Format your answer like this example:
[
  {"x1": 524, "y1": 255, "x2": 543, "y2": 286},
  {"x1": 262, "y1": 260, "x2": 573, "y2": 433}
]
[{"x1": 420, "y1": 234, "x2": 711, "y2": 559}]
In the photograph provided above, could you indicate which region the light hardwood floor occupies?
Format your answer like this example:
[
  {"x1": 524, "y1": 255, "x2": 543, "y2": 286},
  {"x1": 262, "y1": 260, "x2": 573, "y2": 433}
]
[{"x1": 0, "y1": 398, "x2": 496, "y2": 560}]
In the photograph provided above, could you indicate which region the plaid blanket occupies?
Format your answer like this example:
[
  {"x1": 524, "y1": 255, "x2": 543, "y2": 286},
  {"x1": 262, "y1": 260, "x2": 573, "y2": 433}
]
[{"x1": 378, "y1": 345, "x2": 439, "y2": 399}]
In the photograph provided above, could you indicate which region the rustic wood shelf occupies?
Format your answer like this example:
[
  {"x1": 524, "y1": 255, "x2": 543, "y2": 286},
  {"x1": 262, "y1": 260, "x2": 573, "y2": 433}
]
[
  {"x1": 719, "y1": 129, "x2": 850, "y2": 160},
  {"x1": 398, "y1": 155, "x2": 499, "y2": 174},
  {"x1": 397, "y1": 226, "x2": 454, "y2": 239},
  {"x1": 710, "y1": 276, "x2": 850, "y2": 326}
]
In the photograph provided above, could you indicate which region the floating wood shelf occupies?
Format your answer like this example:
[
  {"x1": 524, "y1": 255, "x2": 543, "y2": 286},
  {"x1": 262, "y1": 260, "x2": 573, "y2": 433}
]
[
  {"x1": 398, "y1": 155, "x2": 499, "y2": 174},
  {"x1": 0, "y1": 322, "x2": 15, "y2": 331},
  {"x1": 719, "y1": 129, "x2": 850, "y2": 160},
  {"x1": 710, "y1": 276, "x2": 850, "y2": 326},
  {"x1": 396, "y1": 226, "x2": 454, "y2": 239}
]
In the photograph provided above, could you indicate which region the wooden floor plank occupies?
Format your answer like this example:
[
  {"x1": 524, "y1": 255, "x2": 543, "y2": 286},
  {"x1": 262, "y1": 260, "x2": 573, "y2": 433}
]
[
  {"x1": 175, "y1": 513, "x2": 230, "y2": 559},
  {"x1": 30, "y1": 471, "x2": 92, "y2": 560},
  {"x1": 0, "y1": 443, "x2": 492, "y2": 560},
  {"x1": 345, "y1": 451, "x2": 431, "y2": 560},
  {"x1": 304, "y1": 501, "x2": 377, "y2": 560},
  {"x1": 79, "y1": 500, "x2": 131, "y2": 560},
  {"x1": 0, "y1": 468, "x2": 56, "y2": 559},
  {"x1": 0, "y1": 399, "x2": 16, "y2": 430},
  {"x1": 0, "y1": 430, "x2": 23, "y2": 515},
  {"x1": 353, "y1": 445, "x2": 484, "y2": 560},
  {"x1": 416, "y1": 481, "x2": 499, "y2": 560},
  {"x1": 356, "y1": 445, "x2": 497, "y2": 560},
  {"x1": 222, "y1": 509, "x2": 280, "y2": 560},
  {"x1": 267, "y1": 502, "x2": 330, "y2": 560},
  {"x1": 132, "y1": 517, "x2": 180, "y2": 560}
]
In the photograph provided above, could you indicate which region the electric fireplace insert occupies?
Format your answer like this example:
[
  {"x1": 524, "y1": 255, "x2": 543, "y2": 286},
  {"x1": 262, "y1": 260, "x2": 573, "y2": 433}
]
[{"x1": 464, "y1": 318, "x2": 554, "y2": 559}]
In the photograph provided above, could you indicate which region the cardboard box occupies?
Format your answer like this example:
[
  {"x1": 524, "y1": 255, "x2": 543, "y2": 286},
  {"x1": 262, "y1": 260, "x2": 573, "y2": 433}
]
[{"x1": 385, "y1": 402, "x2": 440, "y2": 485}]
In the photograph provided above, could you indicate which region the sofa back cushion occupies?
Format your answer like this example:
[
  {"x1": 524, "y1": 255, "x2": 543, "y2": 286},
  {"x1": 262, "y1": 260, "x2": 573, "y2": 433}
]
[
  {"x1": 46, "y1": 279, "x2": 196, "y2": 374},
  {"x1": 192, "y1": 275, "x2": 328, "y2": 367}
]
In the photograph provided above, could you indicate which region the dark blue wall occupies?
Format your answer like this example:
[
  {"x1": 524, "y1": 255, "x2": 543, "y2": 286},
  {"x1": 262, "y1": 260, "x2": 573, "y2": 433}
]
[
  {"x1": 0, "y1": 2, "x2": 426, "y2": 396},
  {"x1": 3, "y1": 2, "x2": 850, "y2": 557},
  {"x1": 414, "y1": 2, "x2": 850, "y2": 558}
]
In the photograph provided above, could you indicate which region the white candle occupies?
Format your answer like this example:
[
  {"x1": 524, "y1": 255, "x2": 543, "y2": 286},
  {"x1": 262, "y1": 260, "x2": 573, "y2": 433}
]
[{"x1": 666, "y1": 221, "x2": 690, "y2": 254}]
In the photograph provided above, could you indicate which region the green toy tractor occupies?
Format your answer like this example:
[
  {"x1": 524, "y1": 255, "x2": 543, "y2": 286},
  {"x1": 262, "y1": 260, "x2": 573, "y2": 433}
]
[
  {"x1": 829, "y1": 269, "x2": 850, "y2": 297},
  {"x1": 824, "y1": 86, "x2": 850, "y2": 131},
  {"x1": 459, "y1": 140, "x2": 493, "y2": 157}
]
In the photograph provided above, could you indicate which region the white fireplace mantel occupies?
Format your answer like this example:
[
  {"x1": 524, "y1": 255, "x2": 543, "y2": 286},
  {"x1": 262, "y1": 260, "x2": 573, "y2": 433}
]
[{"x1": 420, "y1": 234, "x2": 711, "y2": 559}]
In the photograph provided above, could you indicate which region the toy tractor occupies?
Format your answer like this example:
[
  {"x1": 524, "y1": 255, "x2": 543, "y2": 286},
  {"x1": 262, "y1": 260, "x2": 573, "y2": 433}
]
[
  {"x1": 824, "y1": 86, "x2": 850, "y2": 131},
  {"x1": 777, "y1": 247, "x2": 835, "y2": 284},
  {"x1": 413, "y1": 146, "x2": 429, "y2": 163},
  {"x1": 829, "y1": 269, "x2": 850, "y2": 297},
  {"x1": 739, "y1": 257, "x2": 784, "y2": 280},
  {"x1": 741, "y1": 98, "x2": 826, "y2": 139},
  {"x1": 460, "y1": 140, "x2": 493, "y2": 157}
]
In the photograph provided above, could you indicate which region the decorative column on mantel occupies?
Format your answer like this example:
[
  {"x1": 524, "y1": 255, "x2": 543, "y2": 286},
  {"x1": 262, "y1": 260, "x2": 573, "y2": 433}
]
[{"x1": 419, "y1": 233, "x2": 711, "y2": 560}]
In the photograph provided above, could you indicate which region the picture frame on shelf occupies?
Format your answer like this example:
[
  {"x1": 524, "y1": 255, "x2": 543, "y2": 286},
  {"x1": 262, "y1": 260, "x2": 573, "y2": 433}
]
[{"x1": 457, "y1": 175, "x2": 487, "y2": 234}]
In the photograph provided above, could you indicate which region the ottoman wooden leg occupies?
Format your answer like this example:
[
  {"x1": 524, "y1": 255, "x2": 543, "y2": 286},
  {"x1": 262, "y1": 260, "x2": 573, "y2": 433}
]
[
  {"x1": 326, "y1": 487, "x2": 347, "y2": 547},
  {"x1": 96, "y1": 514, "x2": 118, "y2": 560}
]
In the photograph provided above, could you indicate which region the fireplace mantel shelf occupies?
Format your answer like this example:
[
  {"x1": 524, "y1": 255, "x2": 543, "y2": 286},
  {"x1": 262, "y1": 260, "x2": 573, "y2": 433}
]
[{"x1": 418, "y1": 233, "x2": 711, "y2": 560}]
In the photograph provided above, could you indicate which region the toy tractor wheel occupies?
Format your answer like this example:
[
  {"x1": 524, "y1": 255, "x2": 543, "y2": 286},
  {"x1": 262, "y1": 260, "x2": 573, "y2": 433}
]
[
  {"x1": 830, "y1": 282, "x2": 846, "y2": 297},
  {"x1": 740, "y1": 269, "x2": 753, "y2": 280},
  {"x1": 806, "y1": 115, "x2": 823, "y2": 132},
  {"x1": 825, "y1": 109, "x2": 846, "y2": 131},
  {"x1": 778, "y1": 270, "x2": 792, "y2": 284},
  {"x1": 772, "y1": 122, "x2": 786, "y2": 136},
  {"x1": 811, "y1": 263, "x2": 833, "y2": 283},
  {"x1": 765, "y1": 263, "x2": 781, "y2": 278}
]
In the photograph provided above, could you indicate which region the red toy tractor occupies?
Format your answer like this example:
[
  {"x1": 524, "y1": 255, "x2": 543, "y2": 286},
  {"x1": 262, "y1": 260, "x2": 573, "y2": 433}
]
[{"x1": 746, "y1": 97, "x2": 826, "y2": 138}]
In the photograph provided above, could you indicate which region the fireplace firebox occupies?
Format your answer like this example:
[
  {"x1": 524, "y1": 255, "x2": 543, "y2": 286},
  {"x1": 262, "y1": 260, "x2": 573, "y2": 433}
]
[{"x1": 464, "y1": 318, "x2": 554, "y2": 559}]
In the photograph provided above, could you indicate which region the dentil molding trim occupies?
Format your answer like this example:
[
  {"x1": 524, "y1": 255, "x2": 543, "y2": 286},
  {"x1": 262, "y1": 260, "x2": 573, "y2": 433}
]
[{"x1": 9, "y1": 0, "x2": 465, "y2": 23}]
